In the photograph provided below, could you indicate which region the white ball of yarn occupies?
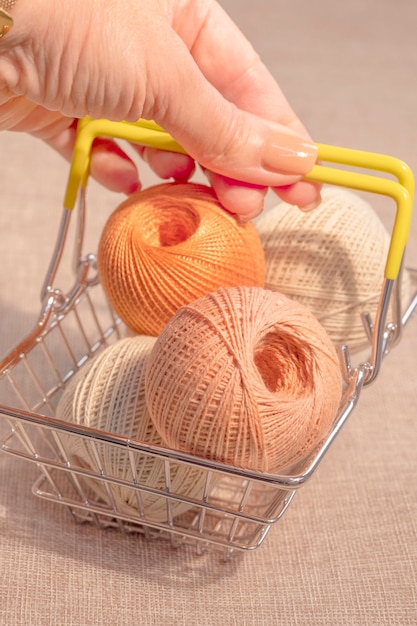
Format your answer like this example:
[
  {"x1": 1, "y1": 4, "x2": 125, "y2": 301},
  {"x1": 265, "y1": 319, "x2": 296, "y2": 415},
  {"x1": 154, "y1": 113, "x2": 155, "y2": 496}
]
[
  {"x1": 256, "y1": 187, "x2": 411, "y2": 352},
  {"x1": 56, "y1": 336, "x2": 209, "y2": 522}
]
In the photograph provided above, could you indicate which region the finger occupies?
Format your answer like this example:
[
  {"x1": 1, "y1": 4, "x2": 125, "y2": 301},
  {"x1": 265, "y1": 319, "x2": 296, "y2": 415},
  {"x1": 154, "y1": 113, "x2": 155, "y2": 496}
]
[
  {"x1": 206, "y1": 173, "x2": 321, "y2": 217},
  {"x1": 170, "y1": 103, "x2": 317, "y2": 189},
  {"x1": 174, "y1": 2, "x2": 310, "y2": 135},
  {"x1": 272, "y1": 180, "x2": 323, "y2": 211},
  {"x1": 136, "y1": 145, "x2": 196, "y2": 181},
  {"x1": 204, "y1": 170, "x2": 268, "y2": 220},
  {"x1": 89, "y1": 138, "x2": 141, "y2": 194},
  {"x1": 44, "y1": 121, "x2": 141, "y2": 195},
  {"x1": 151, "y1": 32, "x2": 317, "y2": 200},
  {"x1": 167, "y1": 2, "x2": 321, "y2": 212},
  {"x1": 157, "y1": 73, "x2": 317, "y2": 187}
]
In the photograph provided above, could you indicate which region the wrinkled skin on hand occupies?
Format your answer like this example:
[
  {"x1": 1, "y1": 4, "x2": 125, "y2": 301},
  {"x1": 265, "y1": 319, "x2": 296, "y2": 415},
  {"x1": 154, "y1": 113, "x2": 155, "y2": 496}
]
[{"x1": 0, "y1": 0, "x2": 321, "y2": 218}]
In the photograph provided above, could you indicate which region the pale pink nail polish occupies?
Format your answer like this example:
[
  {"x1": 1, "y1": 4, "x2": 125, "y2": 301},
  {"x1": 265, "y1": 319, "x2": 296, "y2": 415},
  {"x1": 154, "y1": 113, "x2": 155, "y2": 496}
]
[
  {"x1": 298, "y1": 194, "x2": 323, "y2": 212},
  {"x1": 262, "y1": 131, "x2": 318, "y2": 175}
]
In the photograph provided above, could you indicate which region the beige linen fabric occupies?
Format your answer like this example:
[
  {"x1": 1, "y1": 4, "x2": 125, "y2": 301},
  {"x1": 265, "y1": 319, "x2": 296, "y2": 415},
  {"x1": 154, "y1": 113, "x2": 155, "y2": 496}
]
[{"x1": 0, "y1": 0, "x2": 416, "y2": 624}]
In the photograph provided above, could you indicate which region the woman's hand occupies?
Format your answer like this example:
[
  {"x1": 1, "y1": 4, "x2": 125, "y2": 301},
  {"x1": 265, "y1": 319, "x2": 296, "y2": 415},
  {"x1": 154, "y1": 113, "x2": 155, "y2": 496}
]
[{"x1": 0, "y1": 0, "x2": 320, "y2": 218}]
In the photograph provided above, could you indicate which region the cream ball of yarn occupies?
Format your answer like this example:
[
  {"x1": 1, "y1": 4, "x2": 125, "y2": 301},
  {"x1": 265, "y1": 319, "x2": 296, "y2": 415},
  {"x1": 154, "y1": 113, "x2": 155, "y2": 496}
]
[
  {"x1": 145, "y1": 286, "x2": 343, "y2": 474},
  {"x1": 255, "y1": 187, "x2": 411, "y2": 352},
  {"x1": 56, "y1": 336, "x2": 209, "y2": 522}
]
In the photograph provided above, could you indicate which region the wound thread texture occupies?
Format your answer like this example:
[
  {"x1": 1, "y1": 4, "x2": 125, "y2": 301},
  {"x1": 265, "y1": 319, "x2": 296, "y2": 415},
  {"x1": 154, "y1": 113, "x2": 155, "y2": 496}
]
[
  {"x1": 56, "y1": 336, "x2": 209, "y2": 522},
  {"x1": 145, "y1": 286, "x2": 343, "y2": 474},
  {"x1": 256, "y1": 187, "x2": 411, "y2": 352},
  {"x1": 97, "y1": 182, "x2": 266, "y2": 336}
]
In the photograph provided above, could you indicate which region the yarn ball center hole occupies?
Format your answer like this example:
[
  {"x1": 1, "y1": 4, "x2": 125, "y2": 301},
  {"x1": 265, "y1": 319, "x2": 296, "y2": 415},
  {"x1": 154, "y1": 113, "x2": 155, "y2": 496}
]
[
  {"x1": 143, "y1": 200, "x2": 200, "y2": 247},
  {"x1": 254, "y1": 330, "x2": 313, "y2": 396}
]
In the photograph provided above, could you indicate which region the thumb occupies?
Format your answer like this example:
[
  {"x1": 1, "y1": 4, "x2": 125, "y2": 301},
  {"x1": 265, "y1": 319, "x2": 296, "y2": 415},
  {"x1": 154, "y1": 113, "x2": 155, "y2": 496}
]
[{"x1": 150, "y1": 39, "x2": 318, "y2": 190}]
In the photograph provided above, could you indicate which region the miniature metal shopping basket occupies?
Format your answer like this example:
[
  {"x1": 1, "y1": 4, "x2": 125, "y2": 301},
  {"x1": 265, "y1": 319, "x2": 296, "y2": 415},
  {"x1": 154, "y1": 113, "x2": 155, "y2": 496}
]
[{"x1": 0, "y1": 118, "x2": 416, "y2": 557}]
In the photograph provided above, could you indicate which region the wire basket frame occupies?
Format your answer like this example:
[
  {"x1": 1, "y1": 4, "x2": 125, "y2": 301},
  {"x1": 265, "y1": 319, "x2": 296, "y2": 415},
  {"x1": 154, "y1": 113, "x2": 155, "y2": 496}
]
[
  {"x1": 0, "y1": 270, "x2": 299, "y2": 554},
  {"x1": 1, "y1": 119, "x2": 416, "y2": 556}
]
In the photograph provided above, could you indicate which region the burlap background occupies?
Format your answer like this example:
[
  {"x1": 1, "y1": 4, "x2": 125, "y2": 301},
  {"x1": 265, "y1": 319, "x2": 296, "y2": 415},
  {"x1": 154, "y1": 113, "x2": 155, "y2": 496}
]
[{"x1": 1, "y1": 0, "x2": 416, "y2": 624}]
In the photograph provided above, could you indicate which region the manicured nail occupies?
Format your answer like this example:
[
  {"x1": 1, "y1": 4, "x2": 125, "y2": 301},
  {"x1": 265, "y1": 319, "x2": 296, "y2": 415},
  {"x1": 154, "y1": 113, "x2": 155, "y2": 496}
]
[
  {"x1": 120, "y1": 170, "x2": 140, "y2": 195},
  {"x1": 262, "y1": 130, "x2": 318, "y2": 175},
  {"x1": 298, "y1": 193, "x2": 322, "y2": 212}
]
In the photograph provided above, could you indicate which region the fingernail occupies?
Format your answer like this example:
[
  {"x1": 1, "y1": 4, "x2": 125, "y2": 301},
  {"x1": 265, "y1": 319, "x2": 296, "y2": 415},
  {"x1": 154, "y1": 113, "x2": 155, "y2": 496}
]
[
  {"x1": 119, "y1": 169, "x2": 140, "y2": 194},
  {"x1": 298, "y1": 193, "x2": 322, "y2": 212},
  {"x1": 262, "y1": 130, "x2": 318, "y2": 175},
  {"x1": 126, "y1": 179, "x2": 141, "y2": 194}
]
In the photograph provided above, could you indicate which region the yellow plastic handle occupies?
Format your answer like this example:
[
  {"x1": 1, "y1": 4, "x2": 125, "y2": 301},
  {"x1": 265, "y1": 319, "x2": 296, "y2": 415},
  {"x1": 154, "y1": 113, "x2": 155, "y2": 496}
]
[
  {"x1": 64, "y1": 118, "x2": 414, "y2": 281},
  {"x1": 305, "y1": 146, "x2": 414, "y2": 280},
  {"x1": 64, "y1": 118, "x2": 186, "y2": 210}
]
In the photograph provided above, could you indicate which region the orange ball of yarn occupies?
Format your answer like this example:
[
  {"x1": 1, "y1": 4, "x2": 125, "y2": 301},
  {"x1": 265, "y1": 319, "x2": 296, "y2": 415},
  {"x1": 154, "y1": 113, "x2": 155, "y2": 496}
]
[
  {"x1": 97, "y1": 182, "x2": 265, "y2": 335},
  {"x1": 145, "y1": 286, "x2": 343, "y2": 474}
]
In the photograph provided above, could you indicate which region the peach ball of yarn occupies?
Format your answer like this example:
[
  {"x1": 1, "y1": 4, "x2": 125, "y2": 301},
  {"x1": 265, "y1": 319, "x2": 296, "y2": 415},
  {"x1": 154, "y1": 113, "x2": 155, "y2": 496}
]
[
  {"x1": 97, "y1": 182, "x2": 265, "y2": 336},
  {"x1": 255, "y1": 187, "x2": 411, "y2": 352},
  {"x1": 56, "y1": 336, "x2": 209, "y2": 522},
  {"x1": 145, "y1": 286, "x2": 343, "y2": 474}
]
